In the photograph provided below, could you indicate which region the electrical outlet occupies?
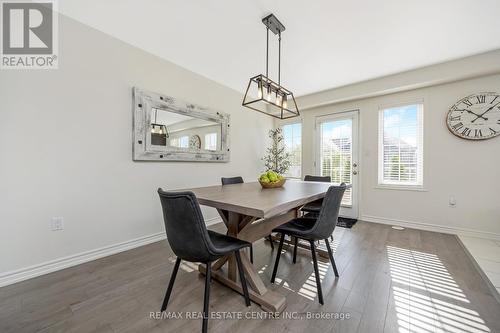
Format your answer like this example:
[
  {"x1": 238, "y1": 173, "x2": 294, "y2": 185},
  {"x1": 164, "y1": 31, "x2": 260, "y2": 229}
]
[{"x1": 51, "y1": 217, "x2": 64, "y2": 231}]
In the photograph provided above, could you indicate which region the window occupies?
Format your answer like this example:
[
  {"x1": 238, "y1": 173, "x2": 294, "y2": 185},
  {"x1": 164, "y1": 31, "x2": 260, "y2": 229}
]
[
  {"x1": 204, "y1": 133, "x2": 217, "y2": 151},
  {"x1": 170, "y1": 136, "x2": 189, "y2": 148},
  {"x1": 282, "y1": 123, "x2": 302, "y2": 178},
  {"x1": 378, "y1": 103, "x2": 423, "y2": 187}
]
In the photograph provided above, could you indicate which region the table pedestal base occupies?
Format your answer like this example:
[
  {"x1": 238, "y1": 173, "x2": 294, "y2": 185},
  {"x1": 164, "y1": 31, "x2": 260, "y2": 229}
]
[
  {"x1": 198, "y1": 265, "x2": 286, "y2": 313},
  {"x1": 197, "y1": 209, "x2": 298, "y2": 313}
]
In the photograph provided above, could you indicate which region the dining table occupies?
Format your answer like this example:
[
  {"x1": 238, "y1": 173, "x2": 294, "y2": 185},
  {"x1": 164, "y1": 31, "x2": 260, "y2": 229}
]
[{"x1": 183, "y1": 179, "x2": 348, "y2": 313}]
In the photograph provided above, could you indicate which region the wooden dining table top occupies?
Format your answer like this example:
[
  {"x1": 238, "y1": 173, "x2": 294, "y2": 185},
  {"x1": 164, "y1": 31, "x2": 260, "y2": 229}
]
[{"x1": 183, "y1": 180, "x2": 349, "y2": 218}]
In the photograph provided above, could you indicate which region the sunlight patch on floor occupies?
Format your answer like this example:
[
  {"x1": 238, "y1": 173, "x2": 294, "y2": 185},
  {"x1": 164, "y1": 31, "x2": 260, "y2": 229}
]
[
  {"x1": 387, "y1": 246, "x2": 490, "y2": 333},
  {"x1": 273, "y1": 258, "x2": 330, "y2": 301}
]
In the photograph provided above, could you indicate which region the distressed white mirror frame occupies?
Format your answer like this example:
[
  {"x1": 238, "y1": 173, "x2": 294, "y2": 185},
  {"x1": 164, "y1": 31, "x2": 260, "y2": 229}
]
[{"x1": 132, "y1": 87, "x2": 230, "y2": 162}]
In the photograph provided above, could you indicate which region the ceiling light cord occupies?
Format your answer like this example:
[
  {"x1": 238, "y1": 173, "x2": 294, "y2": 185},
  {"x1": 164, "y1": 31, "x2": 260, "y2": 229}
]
[
  {"x1": 266, "y1": 27, "x2": 269, "y2": 79},
  {"x1": 278, "y1": 31, "x2": 281, "y2": 87}
]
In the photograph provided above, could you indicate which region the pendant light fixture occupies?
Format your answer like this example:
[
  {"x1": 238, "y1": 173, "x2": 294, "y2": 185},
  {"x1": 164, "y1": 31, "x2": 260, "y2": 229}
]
[
  {"x1": 242, "y1": 14, "x2": 299, "y2": 119},
  {"x1": 151, "y1": 109, "x2": 168, "y2": 146}
]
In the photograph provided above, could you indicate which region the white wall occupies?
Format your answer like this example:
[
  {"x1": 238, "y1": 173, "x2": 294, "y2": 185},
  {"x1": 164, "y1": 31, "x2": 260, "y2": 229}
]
[
  {"x1": 287, "y1": 73, "x2": 500, "y2": 239},
  {"x1": 0, "y1": 14, "x2": 272, "y2": 279}
]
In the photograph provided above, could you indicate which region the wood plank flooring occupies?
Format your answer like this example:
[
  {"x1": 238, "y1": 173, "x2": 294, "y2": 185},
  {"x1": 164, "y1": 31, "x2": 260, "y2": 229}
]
[{"x1": 1, "y1": 221, "x2": 499, "y2": 333}]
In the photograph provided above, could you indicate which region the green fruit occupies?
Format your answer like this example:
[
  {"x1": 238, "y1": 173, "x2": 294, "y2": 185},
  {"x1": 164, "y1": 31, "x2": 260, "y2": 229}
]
[{"x1": 260, "y1": 174, "x2": 270, "y2": 183}]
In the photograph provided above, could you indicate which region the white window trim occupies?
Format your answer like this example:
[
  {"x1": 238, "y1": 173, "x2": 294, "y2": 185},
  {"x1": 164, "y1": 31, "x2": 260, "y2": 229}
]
[
  {"x1": 375, "y1": 184, "x2": 428, "y2": 192},
  {"x1": 279, "y1": 120, "x2": 303, "y2": 179},
  {"x1": 377, "y1": 102, "x2": 424, "y2": 190}
]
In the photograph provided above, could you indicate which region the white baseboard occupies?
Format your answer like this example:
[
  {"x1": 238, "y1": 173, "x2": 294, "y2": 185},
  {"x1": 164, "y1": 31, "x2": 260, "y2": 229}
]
[
  {"x1": 360, "y1": 214, "x2": 500, "y2": 241},
  {"x1": 0, "y1": 216, "x2": 223, "y2": 288},
  {"x1": 0, "y1": 232, "x2": 166, "y2": 288}
]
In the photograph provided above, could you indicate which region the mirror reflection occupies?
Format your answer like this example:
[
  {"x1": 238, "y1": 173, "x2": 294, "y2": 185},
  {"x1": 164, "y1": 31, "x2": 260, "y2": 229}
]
[{"x1": 150, "y1": 108, "x2": 222, "y2": 151}]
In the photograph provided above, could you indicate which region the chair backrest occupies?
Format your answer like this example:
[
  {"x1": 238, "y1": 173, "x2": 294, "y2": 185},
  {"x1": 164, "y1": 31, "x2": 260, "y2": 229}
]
[
  {"x1": 157, "y1": 189, "x2": 216, "y2": 262},
  {"x1": 309, "y1": 184, "x2": 346, "y2": 240},
  {"x1": 221, "y1": 176, "x2": 244, "y2": 185},
  {"x1": 304, "y1": 175, "x2": 331, "y2": 183}
]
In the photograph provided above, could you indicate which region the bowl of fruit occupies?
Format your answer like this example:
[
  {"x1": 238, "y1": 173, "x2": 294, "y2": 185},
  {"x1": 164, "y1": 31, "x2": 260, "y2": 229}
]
[{"x1": 259, "y1": 171, "x2": 286, "y2": 188}]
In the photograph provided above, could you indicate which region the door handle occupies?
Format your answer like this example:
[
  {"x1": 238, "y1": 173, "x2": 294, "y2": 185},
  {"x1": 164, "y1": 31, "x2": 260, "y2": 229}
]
[
  {"x1": 352, "y1": 170, "x2": 358, "y2": 175},
  {"x1": 352, "y1": 163, "x2": 358, "y2": 168}
]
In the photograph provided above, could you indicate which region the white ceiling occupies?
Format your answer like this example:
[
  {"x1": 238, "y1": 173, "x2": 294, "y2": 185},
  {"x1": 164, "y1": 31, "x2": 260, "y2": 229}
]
[{"x1": 59, "y1": 0, "x2": 500, "y2": 97}]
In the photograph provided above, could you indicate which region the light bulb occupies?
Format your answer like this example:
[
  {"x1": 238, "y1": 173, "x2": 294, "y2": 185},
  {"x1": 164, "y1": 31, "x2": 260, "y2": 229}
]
[
  {"x1": 266, "y1": 89, "x2": 272, "y2": 102},
  {"x1": 282, "y1": 95, "x2": 288, "y2": 109},
  {"x1": 276, "y1": 93, "x2": 282, "y2": 106},
  {"x1": 257, "y1": 81, "x2": 263, "y2": 99}
]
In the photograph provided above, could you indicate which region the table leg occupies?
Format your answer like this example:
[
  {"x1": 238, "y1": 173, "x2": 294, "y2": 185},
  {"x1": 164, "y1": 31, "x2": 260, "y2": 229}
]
[
  {"x1": 226, "y1": 212, "x2": 239, "y2": 281},
  {"x1": 211, "y1": 255, "x2": 228, "y2": 271},
  {"x1": 199, "y1": 210, "x2": 292, "y2": 313}
]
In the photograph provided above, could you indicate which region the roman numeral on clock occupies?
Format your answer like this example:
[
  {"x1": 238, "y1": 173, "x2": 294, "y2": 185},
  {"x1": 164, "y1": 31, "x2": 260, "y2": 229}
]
[
  {"x1": 462, "y1": 99, "x2": 473, "y2": 107},
  {"x1": 450, "y1": 115, "x2": 461, "y2": 121},
  {"x1": 452, "y1": 122, "x2": 463, "y2": 131},
  {"x1": 490, "y1": 127, "x2": 497, "y2": 135},
  {"x1": 476, "y1": 95, "x2": 486, "y2": 103},
  {"x1": 461, "y1": 127, "x2": 471, "y2": 137},
  {"x1": 474, "y1": 129, "x2": 483, "y2": 138}
]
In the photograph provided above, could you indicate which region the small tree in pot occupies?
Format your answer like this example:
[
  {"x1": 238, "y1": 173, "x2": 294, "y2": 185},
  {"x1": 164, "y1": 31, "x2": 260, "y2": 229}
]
[{"x1": 262, "y1": 128, "x2": 291, "y2": 175}]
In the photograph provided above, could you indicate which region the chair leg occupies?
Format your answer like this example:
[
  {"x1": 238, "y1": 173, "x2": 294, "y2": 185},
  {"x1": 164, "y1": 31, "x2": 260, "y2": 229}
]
[
  {"x1": 292, "y1": 237, "x2": 298, "y2": 264},
  {"x1": 270, "y1": 233, "x2": 285, "y2": 283},
  {"x1": 330, "y1": 235, "x2": 334, "y2": 241},
  {"x1": 250, "y1": 245, "x2": 254, "y2": 264},
  {"x1": 160, "y1": 257, "x2": 181, "y2": 312},
  {"x1": 202, "y1": 263, "x2": 211, "y2": 333},
  {"x1": 324, "y1": 239, "x2": 339, "y2": 277},
  {"x1": 234, "y1": 250, "x2": 251, "y2": 306},
  {"x1": 268, "y1": 234, "x2": 275, "y2": 249},
  {"x1": 309, "y1": 240, "x2": 324, "y2": 305}
]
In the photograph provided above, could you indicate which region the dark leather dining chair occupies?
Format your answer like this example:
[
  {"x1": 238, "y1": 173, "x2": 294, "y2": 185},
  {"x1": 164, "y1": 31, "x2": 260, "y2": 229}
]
[
  {"x1": 220, "y1": 177, "x2": 274, "y2": 264},
  {"x1": 301, "y1": 175, "x2": 332, "y2": 216},
  {"x1": 270, "y1": 184, "x2": 346, "y2": 305},
  {"x1": 221, "y1": 176, "x2": 244, "y2": 185},
  {"x1": 158, "y1": 189, "x2": 251, "y2": 333}
]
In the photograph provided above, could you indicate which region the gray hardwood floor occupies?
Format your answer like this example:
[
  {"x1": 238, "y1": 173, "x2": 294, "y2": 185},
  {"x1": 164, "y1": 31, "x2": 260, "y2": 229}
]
[{"x1": 1, "y1": 221, "x2": 499, "y2": 333}]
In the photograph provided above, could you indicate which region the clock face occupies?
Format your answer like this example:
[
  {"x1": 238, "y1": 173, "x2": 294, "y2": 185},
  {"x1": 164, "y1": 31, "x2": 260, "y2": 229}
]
[
  {"x1": 447, "y1": 92, "x2": 500, "y2": 140},
  {"x1": 189, "y1": 135, "x2": 201, "y2": 149}
]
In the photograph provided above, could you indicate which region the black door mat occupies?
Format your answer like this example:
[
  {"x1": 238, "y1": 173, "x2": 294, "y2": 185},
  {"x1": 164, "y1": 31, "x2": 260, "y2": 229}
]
[{"x1": 337, "y1": 217, "x2": 357, "y2": 228}]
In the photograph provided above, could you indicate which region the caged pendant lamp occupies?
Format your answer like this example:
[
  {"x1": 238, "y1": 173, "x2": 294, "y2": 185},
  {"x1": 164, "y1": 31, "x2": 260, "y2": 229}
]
[
  {"x1": 151, "y1": 108, "x2": 169, "y2": 146},
  {"x1": 242, "y1": 14, "x2": 299, "y2": 119}
]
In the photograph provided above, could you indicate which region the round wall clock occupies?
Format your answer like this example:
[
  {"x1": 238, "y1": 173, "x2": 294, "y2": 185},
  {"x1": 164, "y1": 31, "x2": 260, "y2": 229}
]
[
  {"x1": 189, "y1": 135, "x2": 201, "y2": 149},
  {"x1": 447, "y1": 92, "x2": 500, "y2": 140}
]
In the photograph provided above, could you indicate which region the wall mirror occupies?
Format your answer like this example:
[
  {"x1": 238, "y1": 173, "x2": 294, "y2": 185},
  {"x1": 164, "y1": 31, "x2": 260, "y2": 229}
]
[{"x1": 133, "y1": 88, "x2": 230, "y2": 162}]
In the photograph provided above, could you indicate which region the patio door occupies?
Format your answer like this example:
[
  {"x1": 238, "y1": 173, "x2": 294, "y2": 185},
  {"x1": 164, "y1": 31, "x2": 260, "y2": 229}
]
[{"x1": 315, "y1": 110, "x2": 359, "y2": 219}]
